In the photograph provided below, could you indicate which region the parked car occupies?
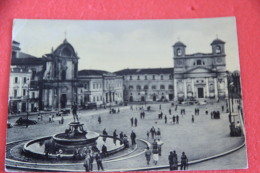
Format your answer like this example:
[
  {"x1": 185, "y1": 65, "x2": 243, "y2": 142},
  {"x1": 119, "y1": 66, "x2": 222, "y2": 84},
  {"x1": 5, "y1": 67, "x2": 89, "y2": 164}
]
[{"x1": 16, "y1": 117, "x2": 37, "y2": 126}]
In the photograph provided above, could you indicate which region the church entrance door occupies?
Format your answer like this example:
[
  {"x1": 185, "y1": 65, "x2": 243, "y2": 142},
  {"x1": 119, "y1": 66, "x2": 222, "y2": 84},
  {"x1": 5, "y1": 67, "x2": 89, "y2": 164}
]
[
  {"x1": 60, "y1": 94, "x2": 67, "y2": 108},
  {"x1": 153, "y1": 95, "x2": 156, "y2": 101},
  {"x1": 198, "y1": 88, "x2": 204, "y2": 98}
]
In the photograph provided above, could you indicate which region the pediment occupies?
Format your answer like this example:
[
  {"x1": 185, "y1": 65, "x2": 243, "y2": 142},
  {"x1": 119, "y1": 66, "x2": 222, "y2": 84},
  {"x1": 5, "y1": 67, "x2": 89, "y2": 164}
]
[{"x1": 185, "y1": 67, "x2": 213, "y2": 73}]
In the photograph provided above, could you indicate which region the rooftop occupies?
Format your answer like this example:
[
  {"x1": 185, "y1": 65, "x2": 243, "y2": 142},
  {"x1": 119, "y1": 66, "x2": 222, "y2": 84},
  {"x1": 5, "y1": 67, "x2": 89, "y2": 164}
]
[{"x1": 114, "y1": 67, "x2": 173, "y2": 75}]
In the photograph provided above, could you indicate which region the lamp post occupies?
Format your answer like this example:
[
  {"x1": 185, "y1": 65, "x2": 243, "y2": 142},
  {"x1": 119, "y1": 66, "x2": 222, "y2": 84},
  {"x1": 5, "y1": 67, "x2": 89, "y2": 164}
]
[{"x1": 26, "y1": 77, "x2": 30, "y2": 128}]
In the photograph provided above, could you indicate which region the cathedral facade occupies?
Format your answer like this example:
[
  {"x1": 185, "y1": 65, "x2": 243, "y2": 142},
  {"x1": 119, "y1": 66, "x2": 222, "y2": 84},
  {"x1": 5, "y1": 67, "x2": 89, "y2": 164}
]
[{"x1": 173, "y1": 39, "x2": 228, "y2": 102}]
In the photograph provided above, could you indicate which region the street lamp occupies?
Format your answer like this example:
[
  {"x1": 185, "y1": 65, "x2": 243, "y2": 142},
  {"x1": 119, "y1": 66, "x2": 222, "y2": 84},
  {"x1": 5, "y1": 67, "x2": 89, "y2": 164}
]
[{"x1": 26, "y1": 77, "x2": 31, "y2": 128}]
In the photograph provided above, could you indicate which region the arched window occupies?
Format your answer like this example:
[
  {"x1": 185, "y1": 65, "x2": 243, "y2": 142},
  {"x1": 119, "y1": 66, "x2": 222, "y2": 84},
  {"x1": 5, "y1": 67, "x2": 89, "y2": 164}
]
[
  {"x1": 169, "y1": 75, "x2": 173, "y2": 80},
  {"x1": 160, "y1": 85, "x2": 165, "y2": 90},
  {"x1": 129, "y1": 85, "x2": 133, "y2": 89},
  {"x1": 137, "y1": 85, "x2": 141, "y2": 90},
  {"x1": 130, "y1": 75, "x2": 132, "y2": 80},
  {"x1": 137, "y1": 75, "x2": 140, "y2": 80},
  {"x1": 61, "y1": 70, "x2": 66, "y2": 80},
  {"x1": 216, "y1": 46, "x2": 221, "y2": 54},
  {"x1": 168, "y1": 85, "x2": 173, "y2": 90},
  {"x1": 177, "y1": 48, "x2": 182, "y2": 56},
  {"x1": 161, "y1": 75, "x2": 164, "y2": 80},
  {"x1": 144, "y1": 85, "x2": 149, "y2": 90},
  {"x1": 61, "y1": 47, "x2": 72, "y2": 57},
  {"x1": 145, "y1": 75, "x2": 147, "y2": 80}
]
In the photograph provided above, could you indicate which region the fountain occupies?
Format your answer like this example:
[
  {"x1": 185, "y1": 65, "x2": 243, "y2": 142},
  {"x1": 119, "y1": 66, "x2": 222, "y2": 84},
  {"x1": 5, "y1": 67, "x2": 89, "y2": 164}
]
[{"x1": 23, "y1": 121, "x2": 125, "y2": 160}]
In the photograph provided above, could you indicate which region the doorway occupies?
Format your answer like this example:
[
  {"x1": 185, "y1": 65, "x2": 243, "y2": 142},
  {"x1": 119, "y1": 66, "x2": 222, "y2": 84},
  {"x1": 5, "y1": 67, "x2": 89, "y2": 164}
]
[
  {"x1": 60, "y1": 94, "x2": 67, "y2": 108},
  {"x1": 198, "y1": 88, "x2": 204, "y2": 98}
]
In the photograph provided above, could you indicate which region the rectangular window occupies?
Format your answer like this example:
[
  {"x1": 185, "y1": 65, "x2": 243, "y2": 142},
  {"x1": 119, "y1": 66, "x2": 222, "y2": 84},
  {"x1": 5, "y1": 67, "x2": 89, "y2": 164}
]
[
  {"x1": 145, "y1": 76, "x2": 147, "y2": 80},
  {"x1": 15, "y1": 77, "x2": 18, "y2": 83},
  {"x1": 14, "y1": 89, "x2": 17, "y2": 98},
  {"x1": 153, "y1": 75, "x2": 155, "y2": 80},
  {"x1": 23, "y1": 89, "x2": 26, "y2": 96},
  {"x1": 32, "y1": 92, "x2": 35, "y2": 98},
  {"x1": 130, "y1": 76, "x2": 132, "y2": 80},
  {"x1": 23, "y1": 77, "x2": 27, "y2": 84}
]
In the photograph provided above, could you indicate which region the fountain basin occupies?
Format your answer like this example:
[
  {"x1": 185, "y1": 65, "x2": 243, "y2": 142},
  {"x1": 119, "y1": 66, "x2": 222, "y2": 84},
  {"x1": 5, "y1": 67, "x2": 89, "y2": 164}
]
[{"x1": 23, "y1": 135, "x2": 125, "y2": 160}]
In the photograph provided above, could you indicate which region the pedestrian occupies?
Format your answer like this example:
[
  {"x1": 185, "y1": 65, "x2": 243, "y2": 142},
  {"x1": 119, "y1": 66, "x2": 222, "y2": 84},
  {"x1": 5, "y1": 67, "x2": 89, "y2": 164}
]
[
  {"x1": 172, "y1": 150, "x2": 178, "y2": 170},
  {"x1": 130, "y1": 117, "x2": 134, "y2": 127},
  {"x1": 180, "y1": 152, "x2": 188, "y2": 170},
  {"x1": 157, "y1": 139, "x2": 164, "y2": 156},
  {"x1": 83, "y1": 154, "x2": 90, "y2": 172},
  {"x1": 95, "y1": 152, "x2": 104, "y2": 171},
  {"x1": 222, "y1": 105, "x2": 224, "y2": 112},
  {"x1": 172, "y1": 115, "x2": 175, "y2": 124},
  {"x1": 159, "y1": 104, "x2": 161, "y2": 110},
  {"x1": 98, "y1": 115, "x2": 101, "y2": 124},
  {"x1": 130, "y1": 130, "x2": 136, "y2": 145},
  {"x1": 192, "y1": 115, "x2": 194, "y2": 123},
  {"x1": 49, "y1": 114, "x2": 52, "y2": 123},
  {"x1": 150, "y1": 126, "x2": 156, "y2": 139},
  {"x1": 113, "y1": 129, "x2": 118, "y2": 144},
  {"x1": 168, "y1": 152, "x2": 174, "y2": 170},
  {"x1": 164, "y1": 115, "x2": 167, "y2": 124},
  {"x1": 169, "y1": 108, "x2": 171, "y2": 115},
  {"x1": 147, "y1": 130, "x2": 150, "y2": 139},
  {"x1": 145, "y1": 147, "x2": 152, "y2": 165},
  {"x1": 205, "y1": 108, "x2": 208, "y2": 115},
  {"x1": 176, "y1": 115, "x2": 179, "y2": 124},
  {"x1": 152, "y1": 139, "x2": 159, "y2": 165},
  {"x1": 89, "y1": 152, "x2": 94, "y2": 171},
  {"x1": 102, "y1": 128, "x2": 108, "y2": 136},
  {"x1": 157, "y1": 128, "x2": 161, "y2": 139},
  {"x1": 134, "y1": 117, "x2": 138, "y2": 127},
  {"x1": 101, "y1": 144, "x2": 108, "y2": 157}
]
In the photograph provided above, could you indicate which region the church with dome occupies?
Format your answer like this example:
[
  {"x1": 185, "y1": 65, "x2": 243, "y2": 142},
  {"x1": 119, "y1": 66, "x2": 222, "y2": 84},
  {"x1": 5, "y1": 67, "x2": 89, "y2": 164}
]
[{"x1": 173, "y1": 39, "x2": 228, "y2": 102}]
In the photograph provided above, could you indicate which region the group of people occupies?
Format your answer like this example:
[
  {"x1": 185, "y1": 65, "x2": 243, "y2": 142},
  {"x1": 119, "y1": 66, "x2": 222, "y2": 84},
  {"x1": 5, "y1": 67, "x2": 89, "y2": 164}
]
[
  {"x1": 83, "y1": 148, "x2": 104, "y2": 172},
  {"x1": 168, "y1": 151, "x2": 188, "y2": 170},
  {"x1": 194, "y1": 108, "x2": 200, "y2": 115},
  {"x1": 145, "y1": 139, "x2": 164, "y2": 165},
  {"x1": 130, "y1": 117, "x2": 138, "y2": 127},
  {"x1": 140, "y1": 111, "x2": 146, "y2": 119},
  {"x1": 211, "y1": 110, "x2": 221, "y2": 119},
  {"x1": 147, "y1": 127, "x2": 161, "y2": 139},
  {"x1": 180, "y1": 109, "x2": 186, "y2": 115}
]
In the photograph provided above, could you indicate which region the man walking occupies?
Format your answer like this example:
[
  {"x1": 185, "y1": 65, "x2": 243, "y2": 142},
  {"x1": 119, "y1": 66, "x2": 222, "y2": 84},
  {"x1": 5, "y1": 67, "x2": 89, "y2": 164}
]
[
  {"x1": 134, "y1": 117, "x2": 138, "y2": 127},
  {"x1": 145, "y1": 147, "x2": 152, "y2": 165},
  {"x1": 130, "y1": 117, "x2": 134, "y2": 127},
  {"x1": 95, "y1": 152, "x2": 104, "y2": 171},
  {"x1": 180, "y1": 152, "x2": 188, "y2": 170},
  {"x1": 130, "y1": 130, "x2": 136, "y2": 145}
]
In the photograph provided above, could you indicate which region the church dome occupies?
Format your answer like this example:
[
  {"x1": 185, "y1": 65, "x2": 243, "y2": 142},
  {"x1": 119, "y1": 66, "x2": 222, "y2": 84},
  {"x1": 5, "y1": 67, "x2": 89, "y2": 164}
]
[
  {"x1": 173, "y1": 41, "x2": 186, "y2": 47},
  {"x1": 211, "y1": 38, "x2": 225, "y2": 45}
]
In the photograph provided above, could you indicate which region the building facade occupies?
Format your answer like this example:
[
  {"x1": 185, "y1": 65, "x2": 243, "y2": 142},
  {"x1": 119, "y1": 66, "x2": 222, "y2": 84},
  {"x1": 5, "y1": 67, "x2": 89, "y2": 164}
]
[
  {"x1": 173, "y1": 39, "x2": 228, "y2": 101},
  {"x1": 8, "y1": 67, "x2": 36, "y2": 113},
  {"x1": 78, "y1": 70, "x2": 124, "y2": 107},
  {"x1": 115, "y1": 68, "x2": 174, "y2": 102},
  {"x1": 40, "y1": 39, "x2": 79, "y2": 110}
]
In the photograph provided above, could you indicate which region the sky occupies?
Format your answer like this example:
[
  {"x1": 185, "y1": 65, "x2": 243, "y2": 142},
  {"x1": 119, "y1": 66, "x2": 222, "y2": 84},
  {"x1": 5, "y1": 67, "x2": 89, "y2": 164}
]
[{"x1": 12, "y1": 17, "x2": 241, "y2": 72}]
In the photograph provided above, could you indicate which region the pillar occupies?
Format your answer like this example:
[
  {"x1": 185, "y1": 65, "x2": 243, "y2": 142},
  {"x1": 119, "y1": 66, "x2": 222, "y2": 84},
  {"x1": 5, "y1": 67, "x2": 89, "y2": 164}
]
[
  {"x1": 206, "y1": 78, "x2": 209, "y2": 98},
  {"x1": 184, "y1": 79, "x2": 187, "y2": 99},
  {"x1": 174, "y1": 79, "x2": 178, "y2": 101},
  {"x1": 214, "y1": 78, "x2": 218, "y2": 100}
]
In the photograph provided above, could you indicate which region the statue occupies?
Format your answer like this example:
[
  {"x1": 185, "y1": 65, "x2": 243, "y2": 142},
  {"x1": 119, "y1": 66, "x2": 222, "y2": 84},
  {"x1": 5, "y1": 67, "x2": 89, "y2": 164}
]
[{"x1": 72, "y1": 102, "x2": 79, "y2": 122}]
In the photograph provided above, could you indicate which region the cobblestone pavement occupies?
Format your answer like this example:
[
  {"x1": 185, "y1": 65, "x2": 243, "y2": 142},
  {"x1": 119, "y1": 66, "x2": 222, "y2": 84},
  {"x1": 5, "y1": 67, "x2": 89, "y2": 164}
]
[{"x1": 6, "y1": 100, "x2": 247, "y2": 171}]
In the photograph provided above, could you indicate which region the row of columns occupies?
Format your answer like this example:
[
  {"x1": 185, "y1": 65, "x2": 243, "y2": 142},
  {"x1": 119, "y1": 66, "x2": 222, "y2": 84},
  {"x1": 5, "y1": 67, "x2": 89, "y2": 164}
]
[{"x1": 174, "y1": 78, "x2": 220, "y2": 100}]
